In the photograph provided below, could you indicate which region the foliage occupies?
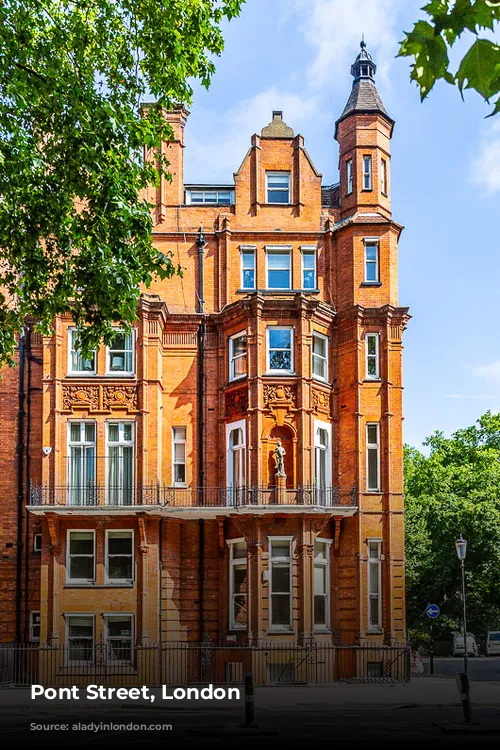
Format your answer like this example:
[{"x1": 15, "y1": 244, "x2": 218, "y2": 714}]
[
  {"x1": 405, "y1": 411, "x2": 500, "y2": 643},
  {"x1": 399, "y1": 1, "x2": 500, "y2": 114},
  {"x1": 0, "y1": 1, "x2": 243, "y2": 364}
]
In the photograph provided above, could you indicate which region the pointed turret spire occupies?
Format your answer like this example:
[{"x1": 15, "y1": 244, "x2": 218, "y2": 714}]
[{"x1": 335, "y1": 40, "x2": 394, "y2": 137}]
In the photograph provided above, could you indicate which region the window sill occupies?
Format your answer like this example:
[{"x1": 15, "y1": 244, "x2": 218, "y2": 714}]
[
  {"x1": 312, "y1": 375, "x2": 329, "y2": 384},
  {"x1": 236, "y1": 289, "x2": 319, "y2": 295},
  {"x1": 314, "y1": 629, "x2": 332, "y2": 635},
  {"x1": 361, "y1": 189, "x2": 373, "y2": 193},
  {"x1": 268, "y1": 628, "x2": 295, "y2": 634},
  {"x1": 66, "y1": 373, "x2": 97, "y2": 378},
  {"x1": 365, "y1": 490, "x2": 383, "y2": 495},
  {"x1": 65, "y1": 583, "x2": 134, "y2": 588},
  {"x1": 367, "y1": 628, "x2": 384, "y2": 635},
  {"x1": 228, "y1": 375, "x2": 248, "y2": 384},
  {"x1": 105, "y1": 373, "x2": 135, "y2": 378},
  {"x1": 264, "y1": 372, "x2": 296, "y2": 377},
  {"x1": 364, "y1": 377, "x2": 381, "y2": 383},
  {"x1": 360, "y1": 282, "x2": 382, "y2": 287}
]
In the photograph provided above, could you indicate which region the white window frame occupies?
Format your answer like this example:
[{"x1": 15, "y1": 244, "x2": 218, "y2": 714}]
[
  {"x1": 105, "y1": 329, "x2": 135, "y2": 376},
  {"x1": 301, "y1": 246, "x2": 316, "y2": 290},
  {"x1": 229, "y1": 331, "x2": 247, "y2": 382},
  {"x1": 265, "y1": 246, "x2": 292, "y2": 290},
  {"x1": 227, "y1": 538, "x2": 248, "y2": 631},
  {"x1": 311, "y1": 332, "x2": 328, "y2": 382},
  {"x1": 66, "y1": 529, "x2": 95, "y2": 584},
  {"x1": 33, "y1": 533, "x2": 42, "y2": 552},
  {"x1": 363, "y1": 154, "x2": 372, "y2": 191},
  {"x1": 172, "y1": 426, "x2": 187, "y2": 487},
  {"x1": 106, "y1": 421, "x2": 135, "y2": 505},
  {"x1": 240, "y1": 245, "x2": 256, "y2": 290},
  {"x1": 364, "y1": 239, "x2": 379, "y2": 283},
  {"x1": 366, "y1": 423, "x2": 380, "y2": 492},
  {"x1": 346, "y1": 158, "x2": 353, "y2": 194},
  {"x1": 314, "y1": 538, "x2": 332, "y2": 631},
  {"x1": 266, "y1": 326, "x2": 294, "y2": 375},
  {"x1": 67, "y1": 420, "x2": 97, "y2": 506},
  {"x1": 29, "y1": 611, "x2": 40, "y2": 642},
  {"x1": 105, "y1": 529, "x2": 134, "y2": 584},
  {"x1": 268, "y1": 536, "x2": 293, "y2": 632},
  {"x1": 68, "y1": 328, "x2": 96, "y2": 376},
  {"x1": 365, "y1": 333, "x2": 380, "y2": 380},
  {"x1": 367, "y1": 539, "x2": 382, "y2": 631},
  {"x1": 266, "y1": 171, "x2": 291, "y2": 204},
  {"x1": 381, "y1": 158, "x2": 388, "y2": 195},
  {"x1": 314, "y1": 419, "x2": 332, "y2": 501},
  {"x1": 65, "y1": 613, "x2": 95, "y2": 665},
  {"x1": 226, "y1": 419, "x2": 246, "y2": 492},
  {"x1": 185, "y1": 188, "x2": 235, "y2": 205},
  {"x1": 104, "y1": 612, "x2": 134, "y2": 664}
]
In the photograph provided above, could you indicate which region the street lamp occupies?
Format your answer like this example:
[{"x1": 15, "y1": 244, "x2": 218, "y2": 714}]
[{"x1": 455, "y1": 534, "x2": 472, "y2": 723}]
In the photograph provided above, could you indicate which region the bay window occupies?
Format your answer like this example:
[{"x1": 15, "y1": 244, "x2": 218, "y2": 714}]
[
  {"x1": 312, "y1": 332, "x2": 328, "y2": 381},
  {"x1": 266, "y1": 327, "x2": 293, "y2": 374},
  {"x1": 229, "y1": 331, "x2": 247, "y2": 381}
]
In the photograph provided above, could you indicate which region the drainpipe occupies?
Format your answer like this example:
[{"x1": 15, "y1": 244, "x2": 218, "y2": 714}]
[
  {"x1": 23, "y1": 327, "x2": 32, "y2": 643},
  {"x1": 196, "y1": 226, "x2": 206, "y2": 642},
  {"x1": 15, "y1": 330, "x2": 26, "y2": 644}
]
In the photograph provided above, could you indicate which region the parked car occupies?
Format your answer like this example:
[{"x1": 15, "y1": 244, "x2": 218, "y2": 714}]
[
  {"x1": 486, "y1": 631, "x2": 500, "y2": 655},
  {"x1": 452, "y1": 631, "x2": 478, "y2": 657}
]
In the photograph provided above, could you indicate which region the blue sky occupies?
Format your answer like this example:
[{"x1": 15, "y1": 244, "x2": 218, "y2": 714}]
[{"x1": 183, "y1": 0, "x2": 500, "y2": 451}]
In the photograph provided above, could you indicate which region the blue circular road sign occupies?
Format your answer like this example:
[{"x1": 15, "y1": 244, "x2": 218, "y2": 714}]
[{"x1": 426, "y1": 603, "x2": 440, "y2": 619}]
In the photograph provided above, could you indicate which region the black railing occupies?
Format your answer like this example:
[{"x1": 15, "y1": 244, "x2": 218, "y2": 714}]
[
  {"x1": 0, "y1": 641, "x2": 409, "y2": 687},
  {"x1": 28, "y1": 484, "x2": 357, "y2": 508}
]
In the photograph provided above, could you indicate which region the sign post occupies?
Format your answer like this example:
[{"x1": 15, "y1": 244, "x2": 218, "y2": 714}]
[{"x1": 425, "y1": 603, "x2": 440, "y2": 676}]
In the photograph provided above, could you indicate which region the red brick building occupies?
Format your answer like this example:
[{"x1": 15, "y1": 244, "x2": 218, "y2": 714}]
[{"x1": 0, "y1": 44, "x2": 409, "y2": 656}]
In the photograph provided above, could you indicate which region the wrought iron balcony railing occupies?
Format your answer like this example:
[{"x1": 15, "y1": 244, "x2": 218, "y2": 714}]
[{"x1": 28, "y1": 484, "x2": 357, "y2": 509}]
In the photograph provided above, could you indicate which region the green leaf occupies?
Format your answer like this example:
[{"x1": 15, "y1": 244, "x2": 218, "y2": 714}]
[{"x1": 456, "y1": 37, "x2": 500, "y2": 100}]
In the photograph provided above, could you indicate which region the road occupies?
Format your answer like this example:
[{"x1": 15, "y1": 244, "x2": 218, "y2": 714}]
[{"x1": 423, "y1": 657, "x2": 500, "y2": 681}]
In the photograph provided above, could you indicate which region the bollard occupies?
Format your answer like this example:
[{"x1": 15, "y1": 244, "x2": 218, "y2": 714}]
[
  {"x1": 242, "y1": 672, "x2": 257, "y2": 728},
  {"x1": 456, "y1": 671, "x2": 473, "y2": 723}
]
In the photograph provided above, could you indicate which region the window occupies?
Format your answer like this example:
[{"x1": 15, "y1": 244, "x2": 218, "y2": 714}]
[
  {"x1": 381, "y1": 158, "x2": 388, "y2": 195},
  {"x1": 106, "y1": 531, "x2": 133, "y2": 583},
  {"x1": 266, "y1": 249, "x2": 291, "y2": 289},
  {"x1": 66, "y1": 615, "x2": 94, "y2": 663},
  {"x1": 368, "y1": 540, "x2": 382, "y2": 630},
  {"x1": 241, "y1": 247, "x2": 256, "y2": 289},
  {"x1": 364, "y1": 240, "x2": 379, "y2": 282},
  {"x1": 366, "y1": 423, "x2": 380, "y2": 491},
  {"x1": 269, "y1": 538, "x2": 292, "y2": 630},
  {"x1": 107, "y1": 422, "x2": 134, "y2": 505},
  {"x1": 228, "y1": 540, "x2": 248, "y2": 630},
  {"x1": 366, "y1": 333, "x2": 379, "y2": 379},
  {"x1": 107, "y1": 330, "x2": 134, "y2": 375},
  {"x1": 105, "y1": 615, "x2": 133, "y2": 663},
  {"x1": 68, "y1": 422, "x2": 96, "y2": 506},
  {"x1": 314, "y1": 420, "x2": 332, "y2": 503},
  {"x1": 33, "y1": 533, "x2": 42, "y2": 552},
  {"x1": 363, "y1": 155, "x2": 372, "y2": 190},
  {"x1": 30, "y1": 611, "x2": 40, "y2": 642},
  {"x1": 229, "y1": 332, "x2": 247, "y2": 381},
  {"x1": 314, "y1": 540, "x2": 331, "y2": 629},
  {"x1": 266, "y1": 172, "x2": 290, "y2": 204},
  {"x1": 346, "y1": 159, "x2": 353, "y2": 194},
  {"x1": 226, "y1": 420, "x2": 246, "y2": 499},
  {"x1": 312, "y1": 333, "x2": 328, "y2": 381},
  {"x1": 67, "y1": 531, "x2": 95, "y2": 583},
  {"x1": 68, "y1": 329, "x2": 96, "y2": 375},
  {"x1": 172, "y1": 427, "x2": 187, "y2": 486},
  {"x1": 185, "y1": 188, "x2": 234, "y2": 205},
  {"x1": 267, "y1": 328, "x2": 293, "y2": 374},
  {"x1": 301, "y1": 249, "x2": 316, "y2": 289}
]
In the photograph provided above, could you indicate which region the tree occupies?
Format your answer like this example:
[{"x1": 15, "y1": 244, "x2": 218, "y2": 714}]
[
  {"x1": 0, "y1": 0, "x2": 243, "y2": 365},
  {"x1": 405, "y1": 411, "x2": 500, "y2": 645},
  {"x1": 399, "y1": 1, "x2": 500, "y2": 115}
]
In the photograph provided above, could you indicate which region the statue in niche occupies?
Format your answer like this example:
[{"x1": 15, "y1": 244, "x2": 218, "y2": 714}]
[{"x1": 274, "y1": 440, "x2": 287, "y2": 477}]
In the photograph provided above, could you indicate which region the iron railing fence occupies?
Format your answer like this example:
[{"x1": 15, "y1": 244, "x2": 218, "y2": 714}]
[
  {"x1": 29, "y1": 484, "x2": 357, "y2": 509},
  {"x1": 0, "y1": 642, "x2": 409, "y2": 687}
]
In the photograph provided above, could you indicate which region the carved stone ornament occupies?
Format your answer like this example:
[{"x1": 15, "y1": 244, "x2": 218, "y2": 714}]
[
  {"x1": 225, "y1": 387, "x2": 248, "y2": 417},
  {"x1": 263, "y1": 384, "x2": 296, "y2": 426},
  {"x1": 102, "y1": 385, "x2": 138, "y2": 411},
  {"x1": 62, "y1": 385, "x2": 99, "y2": 411},
  {"x1": 62, "y1": 383, "x2": 138, "y2": 413},
  {"x1": 311, "y1": 387, "x2": 332, "y2": 415}
]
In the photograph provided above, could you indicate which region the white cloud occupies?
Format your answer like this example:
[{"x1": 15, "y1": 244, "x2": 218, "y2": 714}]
[
  {"x1": 185, "y1": 88, "x2": 319, "y2": 182},
  {"x1": 473, "y1": 359, "x2": 500, "y2": 382},
  {"x1": 471, "y1": 120, "x2": 500, "y2": 194},
  {"x1": 290, "y1": 0, "x2": 403, "y2": 90}
]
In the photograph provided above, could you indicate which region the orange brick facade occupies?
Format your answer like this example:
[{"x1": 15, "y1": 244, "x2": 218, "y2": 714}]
[{"x1": 0, "y1": 45, "x2": 409, "y2": 651}]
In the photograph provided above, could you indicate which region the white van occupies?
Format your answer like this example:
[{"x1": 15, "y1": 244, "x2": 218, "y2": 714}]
[
  {"x1": 486, "y1": 631, "x2": 500, "y2": 655},
  {"x1": 452, "y1": 631, "x2": 478, "y2": 657}
]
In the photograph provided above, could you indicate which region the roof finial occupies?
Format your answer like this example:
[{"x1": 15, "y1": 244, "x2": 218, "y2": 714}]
[{"x1": 361, "y1": 34, "x2": 365, "y2": 49}]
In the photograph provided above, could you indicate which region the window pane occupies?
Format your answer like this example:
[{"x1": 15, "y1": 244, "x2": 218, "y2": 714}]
[
  {"x1": 268, "y1": 190, "x2": 289, "y2": 203},
  {"x1": 233, "y1": 542, "x2": 247, "y2": 559},
  {"x1": 269, "y1": 350, "x2": 291, "y2": 370},
  {"x1": 174, "y1": 443, "x2": 186, "y2": 462},
  {"x1": 69, "y1": 617, "x2": 93, "y2": 637},
  {"x1": 111, "y1": 332, "x2": 126, "y2": 350},
  {"x1": 268, "y1": 173, "x2": 290, "y2": 187},
  {"x1": 303, "y1": 252, "x2": 315, "y2": 269},
  {"x1": 369, "y1": 596, "x2": 380, "y2": 625},
  {"x1": 367, "y1": 358, "x2": 377, "y2": 376},
  {"x1": 368, "y1": 448, "x2": 378, "y2": 489},
  {"x1": 313, "y1": 336, "x2": 325, "y2": 357},
  {"x1": 303, "y1": 270, "x2": 315, "y2": 289},
  {"x1": 174, "y1": 464, "x2": 186, "y2": 483},
  {"x1": 232, "y1": 335, "x2": 247, "y2": 358},
  {"x1": 268, "y1": 253, "x2": 290, "y2": 270},
  {"x1": 268, "y1": 269, "x2": 290, "y2": 288},
  {"x1": 366, "y1": 245, "x2": 377, "y2": 262},
  {"x1": 108, "y1": 534, "x2": 132, "y2": 555},
  {"x1": 314, "y1": 542, "x2": 327, "y2": 562},
  {"x1": 367, "y1": 336, "x2": 377, "y2": 355},
  {"x1": 314, "y1": 565, "x2": 326, "y2": 595},
  {"x1": 70, "y1": 533, "x2": 94, "y2": 554},
  {"x1": 70, "y1": 556, "x2": 93, "y2": 579},
  {"x1": 314, "y1": 596, "x2": 326, "y2": 625},
  {"x1": 369, "y1": 542, "x2": 380, "y2": 559},
  {"x1": 173, "y1": 427, "x2": 186, "y2": 441},
  {"x1": 272, "y1": 566, "x2": 290, "y2": 593},
  {"x1": 243, "y1": 269, "x2": 255, "y2": 288},
  {"x1": 108, "y1": 556, "x2": 132, "y2": 580},
  {"x1": 108, "y1": 424, "x2": 119, "y2": 442},
  {"x1": 369, "y1": 564, "x2": 379, "y2": 593},
  {"x1": 233, "y1": 566, "x2": 247, "y2": 594},
  {"x1": 271, "y1": 540, "x2": 290, "y2": 557},
  {"x1": 271, "y1": 595, "x2": 290, "y2": 625},
  {"x1": 233, "y1": 595, "x2": 247, "y2": 627},
  {"x1": 367, "y1": 425, "x2": 378, "y2": 444},
  {"x1": 269, "y1": 329, "x2": 291, "y2": 349}
]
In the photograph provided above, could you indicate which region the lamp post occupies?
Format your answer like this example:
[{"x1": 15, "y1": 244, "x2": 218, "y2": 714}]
[{"x1": 455, "y1": 534, "x2": 472, "y2": 723}]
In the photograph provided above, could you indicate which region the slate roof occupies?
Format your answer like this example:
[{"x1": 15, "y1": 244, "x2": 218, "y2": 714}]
[{"x1": 338, "y1": 79, "x2": 390, "y2": 121}]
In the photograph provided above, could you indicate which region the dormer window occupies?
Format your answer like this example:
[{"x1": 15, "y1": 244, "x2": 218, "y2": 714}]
[
  {"x1": 266, "y1": 172, "x2": 290, "y2": 204},
  {"x1": 185, "y1": 188, "x2": 234, "y2": 205}
]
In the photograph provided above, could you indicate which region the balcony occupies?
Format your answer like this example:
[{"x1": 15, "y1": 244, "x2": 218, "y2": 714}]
[{"x1": 28, "y1": 484, "x2": 358, "y2": 518}]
